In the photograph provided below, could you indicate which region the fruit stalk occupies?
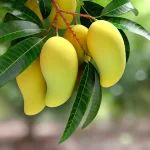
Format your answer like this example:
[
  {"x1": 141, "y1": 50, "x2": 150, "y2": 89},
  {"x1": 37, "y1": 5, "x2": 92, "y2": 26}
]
[
  {"x1": 51, "y1": 0, "x2": 92, "y2": 57},
  {"x1": 59, "y1": 9, "x2": 96, "y2": 21}
]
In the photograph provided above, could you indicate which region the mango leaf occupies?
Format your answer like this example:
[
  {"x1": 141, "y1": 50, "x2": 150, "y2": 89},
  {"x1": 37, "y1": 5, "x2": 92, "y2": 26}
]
[
  {"x1": 38, "y1": 0, "x2": 51, "y2": 19},
  {"x1": 16, "y1": 0, "x2": 27, "y2": 3},
  {"x1": 0, "y1": 37, "x2": 44, "y2": 87},
  {"x1": 59, "y1": 62, "x2": 95, "y2": 144},
  {"x1": 80, "y1": 1, "x2": 104, "y2": 28},
  {"x1": 77, "y1": 0, "x2": 84, "y2": 6},
  {"x1": 0, "y1": 0, "x2": 43, "y2": 27},
  {"x1": 81, "y1": 69, "x2": 102, "y2": 129},
  {"x1": 18, "y1": 0, "x2": 27, "y2": 3},
  {"x1": 108, "y1": 17, "x2": 150, "y2": 40},
  {"x1": 101, "y1": 0, "x2": 138, "y2": 17},
  {"x1": 0, "y1": 20, "x2": 46, "y2": 44},
  {"x1": 119, "y1": 30, "x2": 130, "y2": 62},
  {"x1": 3, "y1": 13, "x2": 19, "y2": 22}
]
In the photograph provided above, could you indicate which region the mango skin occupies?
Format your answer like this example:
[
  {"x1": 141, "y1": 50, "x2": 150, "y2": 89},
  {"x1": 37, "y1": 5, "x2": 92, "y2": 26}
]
[
  {"x1": 16, "y1": 58, "x2": 46, "y2": 116},
  {"x1": 25, "y1": 0, "x2": 43, "y2": 20},
  {"x1": 86, "y1": 20, "x2": 126, "y2": 87},
  {"x1": 48, "y1": 0, "x2": 77, "y2": 29},
  {"x1": 40, "y1": 36, "x2": 78, "y2": 107},
  {"x1": 63, "y1": 25, "x2": 89, "y2": 66}
]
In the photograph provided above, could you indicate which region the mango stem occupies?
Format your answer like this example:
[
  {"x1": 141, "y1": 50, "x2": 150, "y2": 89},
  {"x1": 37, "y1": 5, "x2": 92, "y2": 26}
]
[{"x1": 50, "y1": 0, "x2": 92, "y2": 57}]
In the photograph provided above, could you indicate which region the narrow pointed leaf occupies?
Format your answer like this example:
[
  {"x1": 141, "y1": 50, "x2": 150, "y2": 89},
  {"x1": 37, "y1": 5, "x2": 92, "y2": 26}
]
[
  {"x1": 80, "y1": 1, "x2": 104, "y2": 28},
  {"x1": 0, "y1": 0, "x2": 43, "y2": 27},
  {"x1": 119, "y1": 30, "x2": 130, "y2": 62},
  {"x1": 101, "y1": 0, "x2": 138, "y2": 17},
  {"x1": 81, "y1": 69, "x2": 102, "y2": 129},
  {"x1": 38, "y1": 0, "x2": 52, "y2": 19},
  {"x1": 0, "y1": 37, "x2": 43, "y2": 87},
  {"x1": 0, "y1": 20, "x2": 46, "y2": 44},
  {"x1": 59, "y1": 62, "x2": 95, "y2": 144},
  {"x1": 108, "y1": 17, "x2": 150, "y2": 40}
]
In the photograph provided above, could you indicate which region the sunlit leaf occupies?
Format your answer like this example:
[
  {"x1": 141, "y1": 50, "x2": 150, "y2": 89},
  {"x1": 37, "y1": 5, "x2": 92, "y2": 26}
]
[
  {"x1": 0, "y1": 20, "x2": 46, "y2": 44},
  {"x1": 0, "y1": 37, "x2": 44, "y2": 87},
  {"x1": 101, "y1": 0, "x2": 138, "y2": 17},
  {"x1": 108, "y1": 17, "x2": 150, "y2": 40}
]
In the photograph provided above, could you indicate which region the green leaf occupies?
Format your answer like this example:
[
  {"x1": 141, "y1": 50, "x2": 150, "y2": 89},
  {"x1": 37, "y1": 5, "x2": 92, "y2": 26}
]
[
  {"x1": 22, "y1": 0, "x2": 27, "y2": 3},
  {"x1": 3, "y1": 13, "x2": 19, "y2": 22},
  {"x1": 81, "y1": 69, "x2": 102, "y2": 129},
  {"x1": 80, "y1": 1, "x2": 104, "y2": 28},
  {"x1": 108, "y1": 17, "x2": 150, "y2": 40},
  {"x1": 59, "y1": 62, "x2": 95, "y2": 144},
  {"x1": 119, "y1": 30, "x2": 130, "y2": 62},
  {"x1": 16, "y1": 0, "x2": 27, "y2": 3},
  {"x1": 0, "y1": 0, "x2": 43, "y2": 27},
  {"x1": 0, "y1": 20, "x2": 46, "y2": 44},
  {"x1": 38, "y1": 0, "x2": 52, "y2": 19},
  {"x1": 101, "y1": 0, "x2": 138, "y2": 17},
  {"x1": 77, "y1": 0, "x2": 84, "y2": 6},
  {"x1": 0, "y1": 37, "x2": 43, "y2": 87}
]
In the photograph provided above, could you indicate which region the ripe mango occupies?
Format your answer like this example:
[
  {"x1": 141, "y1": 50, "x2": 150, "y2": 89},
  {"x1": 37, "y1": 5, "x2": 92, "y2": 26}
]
[
  {"x1": 63, "y1": 25, "x2": 89, "y2": 66},
  {"x1": 40, "y1": 36, "x2": 78, "y2": 107},
  {"x1": 25, "y1": 0, "x2": 43, "y2": 20},
  {"x1": 86, "y1": 20, "x2": 126, "y2": 87},
  {"x1": 16, "y1": 58, "x2": 46, "y2": 115},
  {"x1": 48, "y1": 0, "x2": 77, "y2": 29}
]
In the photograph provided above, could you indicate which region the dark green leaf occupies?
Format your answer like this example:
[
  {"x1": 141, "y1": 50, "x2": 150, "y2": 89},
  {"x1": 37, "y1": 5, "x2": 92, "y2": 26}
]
[
  {"x1": 22, "y1": 0, "x2": 27, "y2": 3},
  {"x1": 119, "y1": 30, "x2": 130, "y2": 62},
  {"x1": 0, "y1": 0, "x2": 43, "y2": 27},
  {"x1": 80, "y1": 1, "x2": 104, "y2": 28},
  {"x1": 0, "y1": 20, "x2": 46, "y2": 44},
  {"x1": 108, "y1": 17, "x2": 150, "y2": 40},
  {"x1": 3, "y1": 13, "x2": 19, "y2": 22},
  {"x1": 38, "y1": 0, "x2": 51, "y2": 19},
  {"x1": 11, "y1": 37, "x2": 27, "y2": 47},
  {"x1": 81, "y1": 69, "x2": 102, "y2": 129},
  {"x1": 3, "y1": 14, "x2": 30, "y2": 46},
  {"x1": 59, "y1": 62, "x2": 95, "y2": 144},
  {"x1": 0, "y1": 37, "x2": 43, "y2": 87},
  {"x1": 101, "y1": 0, "x2": 138, "y2": 17},
  {"x1": 15, "y1": 0, "x2": 27, "y2": 3}
]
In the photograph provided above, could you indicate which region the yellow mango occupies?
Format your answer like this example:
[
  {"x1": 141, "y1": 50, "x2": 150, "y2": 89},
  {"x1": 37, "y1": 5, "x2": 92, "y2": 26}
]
[
  {"x1": 40, "y1": 36, "x2": 78, "y2": 107},
  {"x1": 16, "y1": 58, "x2": 46, "y2": 115},
  {"x1": 63, "y1": 25, "x2": 89, "y2": 66},
  {"x1": 86, "y1": 20, "x2": 126, "y2": 87},
  {"x1": 48, "y1": 0, "x2": 77, "y2": 29},
  {"x1": 25, "y1": 0, "x2": 43, "y2": 20}
]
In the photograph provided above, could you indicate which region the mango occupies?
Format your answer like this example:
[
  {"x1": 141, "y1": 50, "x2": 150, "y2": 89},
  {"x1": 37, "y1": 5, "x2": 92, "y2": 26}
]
[
  {"x1": 48, "y1": 0, "x2": 77, "y2": 29},
  {"x1": 63, "y1": 25, "x2": 89, "y2": 66},
  {"x1": 25, "y1": 0, "x2": 43, "y2": 20},
  {"x1": 16, "y1": 58, "x2": 46, "y2": 115},
  {"x1": 40, "y1": 36, "x2": 78, "y2": 107},
  {"x1": 86, "y1": 20, "x2": 126, "y2": 87}
]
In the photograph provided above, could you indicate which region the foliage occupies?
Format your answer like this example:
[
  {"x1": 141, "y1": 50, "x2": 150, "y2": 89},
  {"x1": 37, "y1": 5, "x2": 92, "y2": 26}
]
[{"x1": 0, "y1": 0, "x2": 150, "y2": 144}]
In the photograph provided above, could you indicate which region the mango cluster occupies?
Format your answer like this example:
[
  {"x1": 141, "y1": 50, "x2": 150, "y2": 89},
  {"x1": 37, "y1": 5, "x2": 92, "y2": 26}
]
[{"x1": 17, "y1": 0, "x2": 126, "y2": 116}]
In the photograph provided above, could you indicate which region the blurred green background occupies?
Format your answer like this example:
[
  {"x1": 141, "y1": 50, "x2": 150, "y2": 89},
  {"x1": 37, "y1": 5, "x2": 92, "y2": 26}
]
[{"x1": 0, "y1": 0, "x2": 150, "y2": 150}]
